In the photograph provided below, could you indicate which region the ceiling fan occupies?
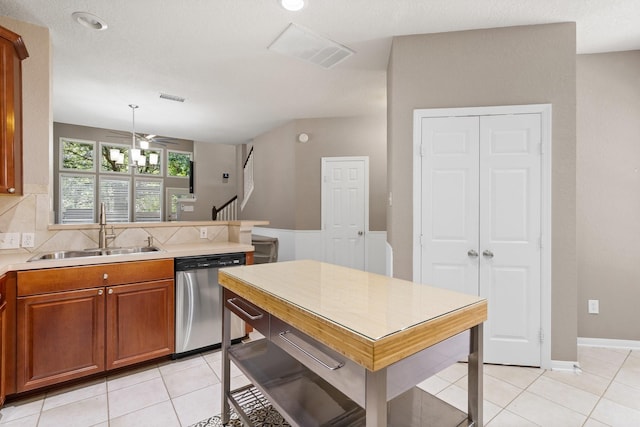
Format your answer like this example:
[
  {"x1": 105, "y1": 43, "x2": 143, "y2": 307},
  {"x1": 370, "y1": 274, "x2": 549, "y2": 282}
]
[
  {"x1": 105, "y1": 104, "x2": 184, "y2": 147},
  {"x1": 106, "y1": 130, "x2": 181, "y2": 147}
]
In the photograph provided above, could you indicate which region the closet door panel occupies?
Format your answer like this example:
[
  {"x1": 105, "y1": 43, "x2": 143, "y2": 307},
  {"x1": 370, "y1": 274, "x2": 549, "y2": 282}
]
[
  {"x1": 480, "y1": 113, "x2": 542, "y2": 366},
  {"x1": 420, "y1": 116, "x2": 479, "y2": 296}
]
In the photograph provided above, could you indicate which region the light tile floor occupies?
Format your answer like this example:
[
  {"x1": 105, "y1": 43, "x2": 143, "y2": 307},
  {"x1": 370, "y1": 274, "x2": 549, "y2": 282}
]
[{"x1": 0, "y1": 344, "x2": 638, "y2": 426}]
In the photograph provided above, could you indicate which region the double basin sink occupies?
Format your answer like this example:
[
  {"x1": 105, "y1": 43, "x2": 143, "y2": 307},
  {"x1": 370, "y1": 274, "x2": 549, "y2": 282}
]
[{"x1": 28, "y1": 246, "x2": 162, "y2": 262}]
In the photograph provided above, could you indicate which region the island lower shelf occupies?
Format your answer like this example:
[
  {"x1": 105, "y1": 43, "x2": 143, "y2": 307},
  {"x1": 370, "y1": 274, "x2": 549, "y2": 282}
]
[{"x1": 228, "y1": 339, "x2": 364, "y2": 426}]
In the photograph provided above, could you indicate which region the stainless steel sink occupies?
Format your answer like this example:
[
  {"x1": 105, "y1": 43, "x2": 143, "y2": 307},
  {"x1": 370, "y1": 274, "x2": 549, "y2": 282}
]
[{"x1": 28, "y1": 246, "x2": 162, "y2": 262}]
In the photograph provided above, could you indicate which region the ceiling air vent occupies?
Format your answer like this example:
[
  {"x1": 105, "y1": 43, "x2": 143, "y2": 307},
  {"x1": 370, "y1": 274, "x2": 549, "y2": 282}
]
[
  {"x1": 160, "y1": 93, "x2": 186, "y2": 103},
  {"x1": 268, "y1": 23, "x2": 354, "y2": 69}
]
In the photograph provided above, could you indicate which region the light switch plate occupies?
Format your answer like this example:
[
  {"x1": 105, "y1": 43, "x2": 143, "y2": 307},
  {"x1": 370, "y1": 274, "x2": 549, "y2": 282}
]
[
  {"x1": 0, "y1": 232, "x2": 21, "y2": 249},
  {"x1": 200, "y1": 227, "x2": 208, "y2": 239},
  {"x1": 588, "y1": 299, "x2": 599, "y2": 314}
]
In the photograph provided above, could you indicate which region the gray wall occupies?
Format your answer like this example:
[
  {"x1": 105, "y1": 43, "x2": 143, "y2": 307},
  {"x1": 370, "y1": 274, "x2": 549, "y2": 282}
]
[
  {"x1": 240, "y1": 115, "x2": 387, "y2": 231},
  {"x1": 192, "y1": 141, "x2": 237, "y2": 220},
  {"x1": 577, "y1": 50, "x2": 640, "y2": 340},
  {"x1": 387, "y1": 23, "x2": 577, "y2": 361}
]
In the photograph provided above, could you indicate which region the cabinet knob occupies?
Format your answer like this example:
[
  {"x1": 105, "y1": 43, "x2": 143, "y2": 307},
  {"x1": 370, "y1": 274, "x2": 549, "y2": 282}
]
[
  {"x1": 108, "y1": 288, "x2": 114, "y2": 295},
  {"x1": 7, "y1": 188, "x2": 15, "y2": 194},
  {"x1": 98, "y1": 289, "x2": 103, "y2": 295},
  {"x1": 103, "y1": 273, "x2": 108, "y2": 280}
]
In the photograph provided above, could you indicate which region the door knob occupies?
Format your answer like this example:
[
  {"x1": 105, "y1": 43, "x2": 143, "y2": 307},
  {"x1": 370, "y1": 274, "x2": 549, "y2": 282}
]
[
  {"x1": 482, "y1": 250, "x2": 494, "y2": 259},
  {"x1": 358, "y1": 231, "x2": 364, "y2": 236},
  {"x1": 467, "y1": 249, "x2": 478, "y2": 258}
]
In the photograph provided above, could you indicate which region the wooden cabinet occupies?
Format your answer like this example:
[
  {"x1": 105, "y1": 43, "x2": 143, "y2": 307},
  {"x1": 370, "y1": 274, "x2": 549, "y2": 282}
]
[
  {"x1": 0, "y1": 25, "x2": 29, "y2": 195},
  {"x1": 16, "y1": 259, "x2": 174, "y2": 392},
  {"x1": 106, "y1": 279, "x2": 174, "y2": 370},
  {"x1": 0, "y1": 274, "x2": 7, "y2": 406},
  {"x1": 17, "y1": 287, "x2": 105, "y2": 391}
]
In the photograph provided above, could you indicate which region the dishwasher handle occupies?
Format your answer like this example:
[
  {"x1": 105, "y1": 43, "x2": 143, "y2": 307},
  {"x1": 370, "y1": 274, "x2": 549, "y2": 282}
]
[
  {"x1": 279, "y1": 330, "x2": 345, "y2": 371},
  {"x1": 226, "y1": 298, "x2": 264, "y2": 320}
]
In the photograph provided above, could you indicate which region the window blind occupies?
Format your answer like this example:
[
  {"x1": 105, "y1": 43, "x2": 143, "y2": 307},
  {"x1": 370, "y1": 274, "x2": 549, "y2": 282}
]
[
  {"x1": 99, "y1": 177, "x2": 131, "y2": 223},
  {"x1": 135, "y1": 178, "x2": 163, "y2": 222}
]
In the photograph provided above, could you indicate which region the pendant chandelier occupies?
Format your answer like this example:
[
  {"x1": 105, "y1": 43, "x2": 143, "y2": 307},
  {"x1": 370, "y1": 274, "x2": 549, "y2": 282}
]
[{"x1": 109, "y1": 104, "x2": 158, "y2": 167}]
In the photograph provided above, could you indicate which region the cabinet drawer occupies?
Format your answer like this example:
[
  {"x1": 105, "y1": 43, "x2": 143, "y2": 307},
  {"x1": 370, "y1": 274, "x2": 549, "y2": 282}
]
[
  {"x1": 18, "y1": 259, "x2": 174, "y2": 296},
  {"x1": 224, "y1": 289, "x2": 269, "y2": 337},
  {"x1": 270, "y1": 315, "x2": 366, "y2": 407}
]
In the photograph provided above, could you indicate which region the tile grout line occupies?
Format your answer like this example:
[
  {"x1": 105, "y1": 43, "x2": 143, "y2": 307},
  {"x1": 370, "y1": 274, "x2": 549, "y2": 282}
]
[{"x1": 580, "y1": 349, "x2": 632, "y2": 426}]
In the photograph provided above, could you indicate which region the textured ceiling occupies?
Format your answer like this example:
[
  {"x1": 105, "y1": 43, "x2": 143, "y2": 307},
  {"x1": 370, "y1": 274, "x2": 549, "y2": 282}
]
[{"x1": 1, "y1": 0, "x2": 639, "y2": 144}]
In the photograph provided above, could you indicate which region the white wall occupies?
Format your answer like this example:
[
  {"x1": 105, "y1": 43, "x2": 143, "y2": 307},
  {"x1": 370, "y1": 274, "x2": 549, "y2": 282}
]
[{"x1": 252, "y1": 227, "x2": 389, "y2": 276}]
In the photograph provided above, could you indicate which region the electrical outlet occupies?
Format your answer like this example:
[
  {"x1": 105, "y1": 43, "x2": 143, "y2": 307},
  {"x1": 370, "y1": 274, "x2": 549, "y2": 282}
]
[
  {"x1": 588, "y1": 299, "x2": 599, "y2": 314},
  {"x1": 21, "y1": 232, "x2": 35, "y2": 248},
  {"x1": 0, "y1": 232, "x2": 21, "y2": 249},
  {"x1": 200, "y1": 227, "x2": 208, "y2": 239}
]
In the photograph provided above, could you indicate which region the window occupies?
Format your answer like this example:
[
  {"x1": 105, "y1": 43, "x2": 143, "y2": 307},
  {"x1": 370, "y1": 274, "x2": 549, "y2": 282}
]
[
  {"x1": 60, "y1": 138, "x2": 95, "y2": 172},
  {"x1": 59, "y1": 174, "x2": 95, "y2": 224},
  {"x1": 135, "y1": 178, "x2": 163, "y2": 222},
  {"x1": 167, "y1": 150, "x2": 192, "y2": 177},
  {"x1": 166, "y1": 188, "x2": 193, "y2": 221},
  {"x1": 99, "y1": 177, "x2": 131, "y2": 222},
  {"x1": 100, "y1": 143, "x2": 131, "y2": 173},
  {"x1": 57, "y1": 137, "x2": 191, "y2": 223},
  {"x1": 135, "y1": 149, "x2": 163, "y2": 176}
]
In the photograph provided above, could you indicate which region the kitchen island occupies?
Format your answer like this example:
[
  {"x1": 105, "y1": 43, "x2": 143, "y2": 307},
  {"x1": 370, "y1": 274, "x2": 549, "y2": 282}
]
[{"x1": 219, "y1": 260, "x2": 488, "y2": 426}]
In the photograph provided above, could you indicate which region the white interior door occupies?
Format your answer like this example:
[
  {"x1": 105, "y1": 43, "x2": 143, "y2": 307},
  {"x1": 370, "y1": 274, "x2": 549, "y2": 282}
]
[
  {"x1": 418, "y1": 112, "x2": 542, "y2": 367},
  {"x1": 322, "y1": 157, "x2": 368, "y2": 270},
  {"x1": 420, "y1": 116, "x2": 480, "y2": 296},
  {"x1": 479, "y1": 114, "x2": 541, "y2": 366}
]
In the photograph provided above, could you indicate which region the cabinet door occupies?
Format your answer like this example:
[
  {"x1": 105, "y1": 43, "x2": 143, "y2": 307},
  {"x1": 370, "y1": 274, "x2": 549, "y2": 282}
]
[
  {"x1": 106, "y1": 279, "x2": 174, "y2": 370},
  {"x1": 0, "y1": 26, "x2": 28, "y2": 195},
  {"x1": 17, "y1": 288, "x2": 105, "y2": 392},
  {"x1": 0, "y1": 275, "x2": 6, "y2": 406}
]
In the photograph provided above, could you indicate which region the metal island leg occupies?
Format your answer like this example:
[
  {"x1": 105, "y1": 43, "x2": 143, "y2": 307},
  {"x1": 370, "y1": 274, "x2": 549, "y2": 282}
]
[
  {"x1": 365, "y1": 368, "x2": 388, "y2": 426},
  {"x1": 468, "y1": 323, "x2": 483, "y2": 427},
  {"x1": 221, "y1": 301, "x2": 231, "y2": 425}
]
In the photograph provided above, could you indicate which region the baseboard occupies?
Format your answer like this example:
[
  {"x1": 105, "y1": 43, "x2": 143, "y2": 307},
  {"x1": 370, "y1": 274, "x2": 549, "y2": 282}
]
[
  {"x1": 578, "y1": 337, "x2": 640, "y2": 350},
  {"x1": 550, "y1": 360, "x2": 581, "y2": 372}
]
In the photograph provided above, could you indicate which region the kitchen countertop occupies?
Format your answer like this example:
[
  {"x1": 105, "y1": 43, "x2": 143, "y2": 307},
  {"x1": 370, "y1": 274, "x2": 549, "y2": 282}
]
[
  {"x1": 219, "y1": 259, "x2": 487, "y2": 370},
  {"x1": 0, "y1": 241, "x2": 254, "y2": 275}
]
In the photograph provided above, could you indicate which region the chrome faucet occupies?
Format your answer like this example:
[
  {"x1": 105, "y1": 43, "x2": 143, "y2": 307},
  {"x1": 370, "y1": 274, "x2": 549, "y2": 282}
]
[{"x1": 98, "y1": 202, "x2": 116, "y2": 249}]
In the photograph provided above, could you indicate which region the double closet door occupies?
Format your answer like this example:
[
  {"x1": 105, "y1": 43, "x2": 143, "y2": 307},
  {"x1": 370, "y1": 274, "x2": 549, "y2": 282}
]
[{"x1": 419, "y1": 113, "x2": 542, "y2": 366}]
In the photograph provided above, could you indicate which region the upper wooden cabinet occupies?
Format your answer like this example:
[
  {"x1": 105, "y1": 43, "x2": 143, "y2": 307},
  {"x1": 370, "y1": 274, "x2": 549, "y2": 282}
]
[{"x1": 0, "y1": 25, "x2": 29, "y2": 196}]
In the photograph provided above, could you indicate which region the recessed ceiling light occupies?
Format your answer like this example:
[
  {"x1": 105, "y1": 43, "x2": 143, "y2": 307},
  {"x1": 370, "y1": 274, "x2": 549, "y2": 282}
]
[
  {"x1": 280, "y1": 0, "x2": 305, "y2": 12},
  {"x1": 72, "y1": 12, "x2": 108, "y2": 31}
]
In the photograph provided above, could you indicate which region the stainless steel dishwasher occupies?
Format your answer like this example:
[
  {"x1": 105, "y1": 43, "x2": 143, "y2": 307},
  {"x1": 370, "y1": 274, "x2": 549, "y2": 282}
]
[{"x1": 174, "y1": 253, "x2": 246, "y2": 357}]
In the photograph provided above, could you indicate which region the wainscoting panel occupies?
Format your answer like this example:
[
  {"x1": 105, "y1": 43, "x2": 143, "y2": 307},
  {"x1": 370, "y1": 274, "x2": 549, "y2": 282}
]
[{"x1": 252, "y1": 227, "x2": 389, "y2": 275}]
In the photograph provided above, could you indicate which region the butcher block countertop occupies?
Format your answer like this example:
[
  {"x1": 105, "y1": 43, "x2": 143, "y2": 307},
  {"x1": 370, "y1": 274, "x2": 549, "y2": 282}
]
[{"x1": 219, "y1": 259, "x2": 487, "y2": 371}]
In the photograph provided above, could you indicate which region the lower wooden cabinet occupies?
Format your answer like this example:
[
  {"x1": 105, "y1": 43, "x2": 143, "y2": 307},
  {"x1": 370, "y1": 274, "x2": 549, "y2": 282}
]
[
  {"x1": 0, "y1": 275, "x2": 7, "y2": 406},
  {"x1": 15, "y1": 260, "x2": 175, "y2": 393},
  {"x1": 17, "y1": 288, "x2": 105, "y2": 391},
  {"x1": 106, "y1": 280, "x2": 174, "y2": 370}
]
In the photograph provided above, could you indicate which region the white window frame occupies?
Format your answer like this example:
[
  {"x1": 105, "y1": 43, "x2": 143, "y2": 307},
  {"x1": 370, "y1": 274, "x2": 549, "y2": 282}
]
[
  {"x1": 59, "y1": 137, "x2": 97, "y2": 173},
  {"x1": 99, "y1": 175, "x2": 131, "y2": 223},
  {"x1": 134, "y1": 177, "x2": 163, "y2": 222},
  {"x1": 99, "y1": 141, "x2": 132, "y2": 174},
  {"x1": 134, "y1": 147, "x2": 164, "y2": 177},
  {"x1": 59, "y1": 173, "x2": 96, "y2": 224},
  {"x1": 167, "y1": 149, "x2": 193, "y2": 178}
]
